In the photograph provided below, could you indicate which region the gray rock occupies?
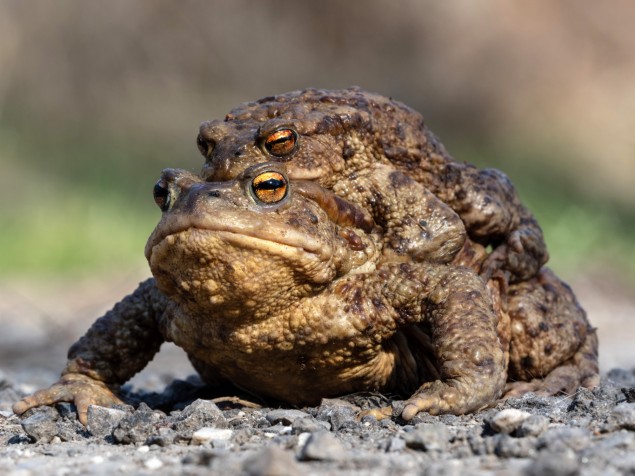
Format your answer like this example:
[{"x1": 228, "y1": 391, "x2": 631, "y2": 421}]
[
  {"x1": 585, "y1": 430, "x2": 635, "y2": 455},
  {"x1": 606, "y1": 402, "x2": 635, "y2": 431},
  {"x1": 607, "y1": 368, "x2": 635, "y2": 386},
  {"x1": 86, "y1": 405, "x2": 128, "y2": 438},
  {"x1": 291, "y1": 417, "x2": 331, "y2": 434},
  {"x1": 493, "y1": 433, "x2": 535, "y2": 458},
  {"x1": 171, "y1": 399, "x2": 228, "y2": 439},
  {"x1": 316, "y1": 399, "x2": 359, "y2": 431},
  {"x1": 516, "y1": 415, "x2": 550, "y2": 437},
  {"x1": 21, "y1": 406, "x2": 59, "y2": 443},
  {"x1": 191, "y1": 427, "x2": 234, "y2": 445},
  {"x1": 524, "y1": 448, "x2": 579, "y2": 476},
  {"x1": 146, "y1": 427, "x2": 177, "y2": 447},
  {"x1": 54, "y1": 402, "x2": 78, "y2": 420},
  {"x1": 266, "y1": 409, "x2": 311, "y2": 426},
  {"x1": 112, "y1": 403, "x2": 165, "y2": 444},
  {"x1": 242, "y1": 446, "x2": 301, "y2": 476},
  {"x1": 537, "y1": 427, "x2": 591, "y2": 452},
  {"x1": 489, "y1": 408, "x2": 531, "y2": 434},
  {"x1": 299, "y1": 431, "x2": 347, "y2": 461},
  {"x1": 385, "y1": 436, "x2": 406, "y2": 452},
  {"x1": 403, "y1": 423, "x2": 449, "y2": 451},
  {"x1": 467, "y1": 431, "x2": 495, "y2": 456}
]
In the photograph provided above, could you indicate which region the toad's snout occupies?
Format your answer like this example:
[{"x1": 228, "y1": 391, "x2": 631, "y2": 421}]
[{"x1": 152, "y1": 168, "x2": 230, "y2": 214}]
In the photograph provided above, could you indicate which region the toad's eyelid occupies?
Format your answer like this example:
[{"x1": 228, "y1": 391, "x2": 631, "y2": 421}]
[{"x1": 257, "y1": 119, "x2": 297, "y2": 139}]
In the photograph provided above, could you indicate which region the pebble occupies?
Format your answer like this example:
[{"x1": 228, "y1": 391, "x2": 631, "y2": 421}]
[
  {"x1": 144, "y1": 457, "x2": 163, "y2": 470},
  {"x1": 146, "y1": 427, "x2": 177, "y2": 447},
  {"x1": 299, "y1": 431, "x2": 347, "y2": 461},
  {"x1": 493, "y1": 433, "x2": 535, "y2": 458},
  {"x1": 291, "y1": 416, "x2": 331, "y2": 434},
  {"x1": 242, "y1": 446, "x2": 301, "y2": 476},
  {"x1": 606, "y1": 402, "x2": 635, "y2": 431},
  {"x1": 403, "y1": 423, "x2": 449, "y2": 451},
  {"x1": 488, "y1": 408, "x2": 531, "y2": 434},
  {"x1": 170, "y1": 399, "x2": 227, "y2": 440},
  {"x1": 20, "y1": 407, "x2": 59, "y2": 443},
  {"x1": 112, "y1": 403, "x2": 165, "y2": 444},
  {"x1": 191, "y1": 427, "x2": 234, "y2": 445},
  {"x1": 316, "y1": 399, "x2": 359, "y2": 431},
  {"x1": 525, "y1": 447, "x2": 579, "y2": 476},
  {"x1": 86, "y1": 405, "x2": 128, "y2": 438},
  {"x1": 385, "y1": 436, "x2": 406, "y2": 452},
  {"x1": 516, "y1": 414, "x2": 550, "y2": 437},
  {"x1": 265, "y1": 409, "x2": 311, "y2": 426},
  {"x1": 537, "y1": 427, "x2": 591, "y2": 452}
]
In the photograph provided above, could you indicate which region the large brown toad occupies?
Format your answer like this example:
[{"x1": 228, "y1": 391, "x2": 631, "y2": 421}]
[
  {"x1": 14, "y1": 163, "x2": 597, "y2": 425},
  {"x1": 198, "y1": 87, "x2": 548, "y2": 282}
]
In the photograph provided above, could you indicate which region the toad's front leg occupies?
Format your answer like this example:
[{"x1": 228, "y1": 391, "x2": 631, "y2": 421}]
[
  {"x1": 13, "y1": 278, "x2": 169, "y2": 425},
  {"x1": 387, "y1": 264, "x2": 507, "y2": 420}
]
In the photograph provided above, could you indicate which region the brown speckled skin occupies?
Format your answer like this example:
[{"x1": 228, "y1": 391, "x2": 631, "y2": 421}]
[
  {"x1": 198, "y1": 87, "x2": 547, "y2": 282},
  {"x1": 13, "y1": 92, "x2": 598, "y2": 424}
]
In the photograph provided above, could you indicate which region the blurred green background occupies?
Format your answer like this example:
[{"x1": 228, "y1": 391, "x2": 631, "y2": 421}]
[{"x1": 1, "y1": 0, "x2": 634, "y2": 286}]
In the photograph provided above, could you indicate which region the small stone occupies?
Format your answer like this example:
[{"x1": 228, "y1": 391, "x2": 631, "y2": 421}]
[
  {"x1": 266, "y1": 409, "x2": 311, "y2": 426},
  {"x1": 112, "y1": 403, "x2": 165, "y2": 444},
  {"x1": 171, "y1": 399, "x2": 228, "y2": 439},
  {"x1": 291, "y1": 417, "x2": 330, "y2": 434},
  {"x1": 191, "y1": 427, "x2": 234, "y2": 445},
  {"x1": 316, "y1": 399, "x2": 359, "y2": 431},
  {"x1": 21, "y1": 406, "x2": 59, "y2": 443},
  {"x1": 493, "y1": 433, "x2": 535, "y2": 458},
  {"x1": 622, "y1": 387, "x2": 635, "y2": 403},
  {"x1": 516, "y1": 415, "x2": 550, "y2": 438},
  {"x1": 525, "y1": 447, "x2": 579, "y2": 476},
  {"x1": 55, "y1": 403, "x2": 78, "y2": 420},
  {"x1": 385, "y1": 436, "x2": 406, "y2": 452},
  {"x1": 242, "y1": 446, "x2": 301, "y2": 476},
  {"x1": 607, "y1": 368, "x2": 635, "y2": 386},
  {"x1": 144, "y1": 457, "x2": 163, "y2": 470},
  {"x1": 607, "y1": 402, "x2": 635, "y2": 431},
  {"x1": 537, "y1": 427, "x2": 591, "y2": 452},
  {"x1": 146, "y1": 427, "x2": 177, "y2": 447},
  {"x1": 87, "y1": 405, "x2": 128, "y2": 438},
  {"x1": 403, "y1": 423, "x2": 449, "y2": 451},
  {"x1": 489, "y1": 409, "x2": 531, "y2": 434},
  {"x1": 299, "y1": 431, "x2": 347, "y2": 461}
]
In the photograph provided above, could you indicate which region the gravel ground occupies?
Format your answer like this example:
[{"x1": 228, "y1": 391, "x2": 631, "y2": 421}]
[
  {"x1": 1, "y1": 370, "x2": 635, "y2": 475},
  {"x1": 1, "y1": 271, "x2": 634, "y2": 475}
]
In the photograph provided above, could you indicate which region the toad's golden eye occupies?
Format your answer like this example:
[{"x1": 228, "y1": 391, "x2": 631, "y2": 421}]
[
  {"x1": 251, "y1": 171, "x2": 288, "y2": 204},
  {"x1": 263, "y1": 128, "x2": 298, "y2": 157}
]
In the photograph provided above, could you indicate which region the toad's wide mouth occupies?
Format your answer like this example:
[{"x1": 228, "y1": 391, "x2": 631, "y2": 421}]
[{"x1": 144, "y1": 212, "x2": 329, "y2": 262}]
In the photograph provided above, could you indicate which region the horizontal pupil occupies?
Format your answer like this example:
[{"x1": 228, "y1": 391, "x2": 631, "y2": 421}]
[
  {"x1": 255, "y1": 178, "x2": 284, "y2": 190},
  {"x1": 269, "y1": 136, "x2": 291, "y2": 145}
]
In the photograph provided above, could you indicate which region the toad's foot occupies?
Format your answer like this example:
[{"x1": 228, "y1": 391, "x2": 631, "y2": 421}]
[
  {"x1": 13, "y1": 373, "x2": 123, "y2": 426},
  {"x1": 481, "y1": 229, "x2": 547, "y2": 283},
  {"x1": 504, "y1": 328, "x2": 599, "y2": 399},
  {"x1": 401, "y1": 380, "x2": 494, "y2": 421}
]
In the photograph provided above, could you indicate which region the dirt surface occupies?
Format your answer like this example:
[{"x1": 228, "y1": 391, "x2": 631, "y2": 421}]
[{"x1": 1, "y1": 271, "x2": 634, "y2": 475}]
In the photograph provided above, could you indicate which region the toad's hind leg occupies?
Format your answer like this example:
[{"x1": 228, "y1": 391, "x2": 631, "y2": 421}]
[
  {"x1": 399, "y1": 266, "x2": 508, "y2": 420},
  {"x1": 504, "y1": 268, "x2": 599, "y2": 397}
]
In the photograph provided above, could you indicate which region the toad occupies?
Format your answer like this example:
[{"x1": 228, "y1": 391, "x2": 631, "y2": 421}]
[
  {"x1": 13, "y1": 164, "x2": 597, "y2": 425},
  {"x1": 197, "y1": 87, "x2": 548, "y2": 281}
]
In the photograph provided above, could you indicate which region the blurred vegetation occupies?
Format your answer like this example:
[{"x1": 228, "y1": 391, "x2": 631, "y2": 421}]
[{"x1": 0, "y1": 0, "x2": 633, "y2": 286}]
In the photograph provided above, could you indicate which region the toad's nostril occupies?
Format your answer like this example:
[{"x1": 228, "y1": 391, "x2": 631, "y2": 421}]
[
  {"x1": 208, "y1": 190, "x2": 221, "y2": 198},
  {"x1": 153, "y1": 180, "x2": 171, "y2": 212}
]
